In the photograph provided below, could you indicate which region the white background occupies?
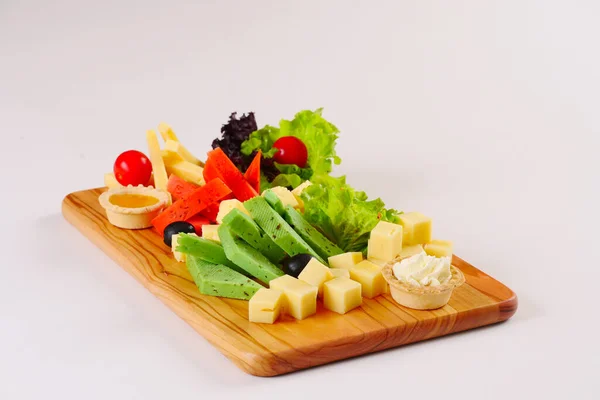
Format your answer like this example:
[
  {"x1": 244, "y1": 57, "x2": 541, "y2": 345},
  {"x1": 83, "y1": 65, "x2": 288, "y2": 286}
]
[{"x1": 1, "y1": 1, "x2": 599, "y2": 399}]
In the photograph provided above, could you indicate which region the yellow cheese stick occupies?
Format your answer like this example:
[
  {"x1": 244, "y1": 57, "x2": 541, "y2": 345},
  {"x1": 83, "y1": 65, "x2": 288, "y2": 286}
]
[
  {"x1": 146, "y1": 130, "x2": 169, "y2": 193},
  {"x1": 158, "y1": 122, "x2": 180, "y2": 142},
  {"x1": 158, "y1": 122, "x2": 204, "y2": 166},
  {"x1": 165, "y1": 161, "x2": 205, "y2": 185},
  {"x1": 161, "y1": 149, "x2": 186, "y2": 166},
  {"x1": 164, "y1": 139, "x2": 203, "y2": 166},
  {"x1": 162, "y1": 149, "x2": 205, "y2": 185}
]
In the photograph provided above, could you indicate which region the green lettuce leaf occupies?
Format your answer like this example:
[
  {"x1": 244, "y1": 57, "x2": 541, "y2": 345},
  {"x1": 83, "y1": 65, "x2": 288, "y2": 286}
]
[
  {"x1": 241, "y1": 125, "x2": 280, "y2": 158},
  {"x1": 300, "y1": 175, "x2": 401, "y2": 254},
  {"x1": 241, "y1": 109, "x2": 341, "y2": 189}
]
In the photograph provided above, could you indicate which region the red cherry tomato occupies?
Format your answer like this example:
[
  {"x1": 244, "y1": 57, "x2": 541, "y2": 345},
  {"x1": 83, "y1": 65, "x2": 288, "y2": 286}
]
[
  {"x1": 273, "y1": 136, "x2": 308, "y2": 168},
  {"x1": 113, "y1": 150, "x2": 153, "y2": 186}
]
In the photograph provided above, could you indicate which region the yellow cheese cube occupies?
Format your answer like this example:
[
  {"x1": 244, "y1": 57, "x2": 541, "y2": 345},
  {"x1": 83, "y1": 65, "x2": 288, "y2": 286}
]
[
  {"x1": 269, "y1": 275, "x2": 317, "y2": 320},
  {"x1": 249, "y1": 288, "x2": 283, "y2": 324},
  {"x1": 298, "y1": 258, "x2": 334, "y2": 298},
  {"x1": 202, "y1": 225, "x2": 220, "y2": 243},
  {"x1": 265, "y1": 186, "x2": 300, "y2": 209},
  {"x1": 367, "y1": 221, "x2": 403, "y2": 262},
  {"x1": 398, "y1": 212, "x2": 432, "y2": 245},
  {"x1": 398, "y1": 244, "x2": 424, "y2": 260},
  {"x1": 216, "y1": 199, "x2": 250, "y2": 224},
  {"x1": 350, "y1": 260, "x2": 388, "y2": 299},
  {"x1": 323, "y1": 277, "x2": 362, "y2": 314},
  {"x1": 365, "y1": 258, "x2": 387, "y2": 268},
  {"x1": 424, "y1": 240, "x2": 453, "y2": 258},
  {"x1": 171, "y1": 233, "x2": 197, "y2": 263},
  {"x1": 328, "y1": 252, "x2": 363, "y2": 270},
  {"x1": 104, "y1": 173, "x2": 122, "y2": 189},
  {"x1": 330, "y1": 268, "x2": 351, "y2": 279}
]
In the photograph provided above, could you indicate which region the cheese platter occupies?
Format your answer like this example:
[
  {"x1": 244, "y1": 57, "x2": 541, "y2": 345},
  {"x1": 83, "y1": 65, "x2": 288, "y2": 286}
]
[{"x1": 63, "y1": 109, "x2": 517, "y2": 376}]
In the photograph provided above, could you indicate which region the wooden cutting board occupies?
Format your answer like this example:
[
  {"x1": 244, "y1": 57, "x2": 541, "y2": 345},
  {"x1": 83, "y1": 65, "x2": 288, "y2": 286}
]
[{"x1": 62, "y1": 188, "x2": 518, "y2": 377}]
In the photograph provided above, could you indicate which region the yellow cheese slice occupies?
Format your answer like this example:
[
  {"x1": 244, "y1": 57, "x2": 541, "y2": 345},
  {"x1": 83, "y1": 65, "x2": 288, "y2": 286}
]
[{"x1": 146, "y1": 130, "x2": 169, "y2": 193}]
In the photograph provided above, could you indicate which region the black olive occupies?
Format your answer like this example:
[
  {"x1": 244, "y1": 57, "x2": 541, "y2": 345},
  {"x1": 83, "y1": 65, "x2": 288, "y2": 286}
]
[
  {"x1": 282, "y1": 254, "x2": 314, "y2": 278},
  {"x1": 163, "y1": 221, "x2": 196, "y2": 247}
]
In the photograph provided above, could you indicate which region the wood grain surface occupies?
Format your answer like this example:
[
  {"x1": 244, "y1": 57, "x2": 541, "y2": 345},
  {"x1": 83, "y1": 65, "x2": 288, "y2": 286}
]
[{"x1": 62, "y1": 188, "x2": 518, "y2": 377}]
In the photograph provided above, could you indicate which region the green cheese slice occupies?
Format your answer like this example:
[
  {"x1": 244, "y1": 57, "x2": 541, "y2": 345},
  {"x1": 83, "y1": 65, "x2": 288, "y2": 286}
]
[
  {"x1": 244, "y1": 196, "x2": 324, "y2": 263},
  {"x1": 263, "y1": 189, "x2": 286, "y2": 215},
  {"x1": 176, "y1": 234, "x2": 248, "y2": 276},
  {"x1": 221, "y1": 208, "x2": 286, "y2": 263},
  {"x1": 283, "y1": 205, "x2": 343, "y2": 260},
  {"x1": 218, "y1": 225, "x2": 285, "y2": 284},
  {"x1": 186, "y1": 255, "x2": 262, "y2": 300}
]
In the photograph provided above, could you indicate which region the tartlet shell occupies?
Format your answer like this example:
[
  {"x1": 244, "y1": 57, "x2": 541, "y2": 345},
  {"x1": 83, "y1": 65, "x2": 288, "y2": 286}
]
[
  {"x1": 381, "y1": 260, "x2": 465, "y2": 310},
  {"x1": 98, "y1": 185, "x2": 169, "y2": 229}
]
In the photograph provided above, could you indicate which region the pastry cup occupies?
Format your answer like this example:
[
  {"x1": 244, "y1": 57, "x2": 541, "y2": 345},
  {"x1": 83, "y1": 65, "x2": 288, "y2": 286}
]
[
  {"x1": 99, "y1": 185, "x2": 169, "y2": 229},
  {"x1": 381, "y1": 261, "x2": 465, "y2": 310}
]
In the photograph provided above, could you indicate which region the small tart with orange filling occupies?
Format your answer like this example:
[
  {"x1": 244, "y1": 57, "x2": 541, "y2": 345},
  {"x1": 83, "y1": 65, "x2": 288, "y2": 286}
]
[{"x1": 99, "y1": 185, "x2": 169, "y2": 229}]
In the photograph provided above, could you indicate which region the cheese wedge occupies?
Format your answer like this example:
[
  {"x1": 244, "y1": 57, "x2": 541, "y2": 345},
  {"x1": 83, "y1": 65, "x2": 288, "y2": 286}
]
[{"x1": 146, "y1": 130, "x2": 169, "y2": 193}]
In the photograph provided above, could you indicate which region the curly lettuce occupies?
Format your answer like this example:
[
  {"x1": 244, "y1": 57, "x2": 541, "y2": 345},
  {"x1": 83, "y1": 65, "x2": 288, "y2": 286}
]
[
  {"x1": 241, "y1": 108, "x2": 341, "y2": 190},
  {"x1": 300, "y1": 175, "x2": 401, "y2": 254}
]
